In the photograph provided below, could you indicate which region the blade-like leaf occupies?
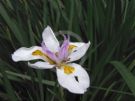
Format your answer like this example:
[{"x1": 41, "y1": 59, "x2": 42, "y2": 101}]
[{"x1": 111, "y1": 61, "x2": 135, "y2": 96}]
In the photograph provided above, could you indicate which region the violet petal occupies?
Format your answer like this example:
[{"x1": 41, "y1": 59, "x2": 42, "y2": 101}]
[
  {"x1": 58, "y1": 35, "x2": 70, "y2": 61},
  {"x1": 41, "y1": 42, "x2": 59, "y2": 63}
]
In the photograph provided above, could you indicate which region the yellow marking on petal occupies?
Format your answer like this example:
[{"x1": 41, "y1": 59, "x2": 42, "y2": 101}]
[
  {"x1": 63, "y1": 65, "x2": 75, "y2": 74},
  {"x1": 44, "y1": 55, "x2": 56, "y2": 65},
  {"x1": 32, "y1": 50, "x2": 44, "y2": 56},
  {"x1": 32, "y1": 50, "x2": 56, "y2": 65},
  {"x1": 68, "y1": 45, "x2": 77, "y2": 53}
]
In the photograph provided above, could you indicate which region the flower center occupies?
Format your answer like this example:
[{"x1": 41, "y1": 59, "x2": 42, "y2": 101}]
[{"x1": 32, "y1": 44, "x2": 77, "y2": 74}]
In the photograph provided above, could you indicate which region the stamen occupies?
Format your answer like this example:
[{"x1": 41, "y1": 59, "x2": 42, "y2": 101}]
[{"x1": 63, "y1": 65, "x2": 75, "y2": 74}]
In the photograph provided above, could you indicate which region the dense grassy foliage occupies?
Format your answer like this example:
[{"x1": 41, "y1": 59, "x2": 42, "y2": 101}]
[{"x1": 0, "y1": 0, "x2": 135, "y2": 101}]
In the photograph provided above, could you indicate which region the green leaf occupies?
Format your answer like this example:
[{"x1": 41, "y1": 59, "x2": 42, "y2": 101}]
[
  {"x1": 0, "y1": 68, "x2": 18, "y2": 101},
  {"x1": 111, "y1": 61, "x2": 135, "y2": 96},
  {"x1": 0, "y1": 3, "x2": 28, "y2": 46}
]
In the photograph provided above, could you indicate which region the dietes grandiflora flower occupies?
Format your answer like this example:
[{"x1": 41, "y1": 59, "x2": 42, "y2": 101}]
[{"x1": 12, "y1": 26, "x2": 90, "y2": 94}]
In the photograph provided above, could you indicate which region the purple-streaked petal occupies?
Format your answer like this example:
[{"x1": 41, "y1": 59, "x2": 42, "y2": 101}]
[
  {"x1": 41, "y1": 41, "x2": 47, "y2": 52},
  {"x1": 58, "y1": 35, "x2": 70, "y2": 61},
  {"x1": 45, "y1": 49, "x2": 59, "y2": 62},
  {"x1": 41, "y1": 42, "x2": 59, "y2": 63},
  {"x1": 58, "y1": 40, "x2": 69, "y2": 60}
]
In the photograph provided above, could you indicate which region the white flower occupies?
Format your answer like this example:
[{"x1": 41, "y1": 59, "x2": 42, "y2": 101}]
[{"x1": 11, "y1": 26, "x2": 90, "y2": 94}]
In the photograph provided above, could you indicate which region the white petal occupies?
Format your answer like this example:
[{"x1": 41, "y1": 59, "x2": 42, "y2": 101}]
[
  {"x1": 56, "y1": 63, "x2": 90, "y2": 94},
  {"x1": 68, "y1": 41, "x2": 90, "y2": 62},
  {"x1": 28, "y1": 61, "x2": 54, "y2": 69},
  {"x1": 42, "y1": 26, "x2": 60, "y2": 52},
  {"x1": 69, "y1": 42, "x2": 85, "y2": 52},
  {"x1": 56, "y1": 69, "x2": 85, "y2": 94},
  {"x1": 71, "y1": 63, "x2": 90, "y2": 90},
  {"x1": 69, "y1": 42, "x2": 85, "y2": 48},
  {"x1": 12, "y1": 46, "x2": 43, "y2": 62}
]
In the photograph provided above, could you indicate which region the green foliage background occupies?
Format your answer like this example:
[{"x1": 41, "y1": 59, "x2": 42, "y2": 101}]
[{"x1": 0, "y1": 0, "x2": 135, "y2": 101}]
